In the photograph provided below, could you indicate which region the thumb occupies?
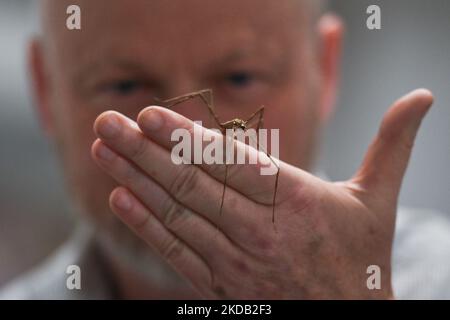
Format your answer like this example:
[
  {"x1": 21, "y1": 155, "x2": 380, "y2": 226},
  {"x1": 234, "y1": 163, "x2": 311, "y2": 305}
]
[{"x1": 352, "y1": 89, "x2": 434, "y2": 202}]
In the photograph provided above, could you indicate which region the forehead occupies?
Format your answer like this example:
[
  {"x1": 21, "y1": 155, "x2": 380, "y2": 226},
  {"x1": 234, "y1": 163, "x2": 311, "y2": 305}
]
[
  {"x1": 44, "y1": 0, "x2": 306, "y2": 31},
  {"x1": 42, "y1": 0, "x2": 311, "y2": 80},
  {"x1": 44, "y1": 0, "x2": 308, "y2": 50}
]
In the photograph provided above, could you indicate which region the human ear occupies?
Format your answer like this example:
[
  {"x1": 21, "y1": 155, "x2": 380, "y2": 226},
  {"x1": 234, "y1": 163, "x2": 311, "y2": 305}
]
[
  {"x1": 29, "y1": 38, "x2": 54, "y2": 136},
  {"x1": 316, "y1": 14, "x2": 344, "y2": 123}
]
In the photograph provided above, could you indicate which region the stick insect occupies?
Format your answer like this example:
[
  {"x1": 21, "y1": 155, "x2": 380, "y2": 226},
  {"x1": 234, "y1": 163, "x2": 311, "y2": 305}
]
[{"x1": 154, "y1": 89, "x2": 280, "y2": 225}]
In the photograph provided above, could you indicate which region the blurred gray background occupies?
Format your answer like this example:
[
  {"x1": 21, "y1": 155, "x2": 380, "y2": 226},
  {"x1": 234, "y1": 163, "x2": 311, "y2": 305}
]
[{"x1": 0, "y1": 0, "x2": 449, "y2": 287}]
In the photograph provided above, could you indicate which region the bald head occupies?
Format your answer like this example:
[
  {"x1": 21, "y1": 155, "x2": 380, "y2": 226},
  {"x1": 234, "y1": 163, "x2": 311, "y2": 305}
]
[{"x1": 39, "y1": 0, "x2": 326, "y2": 40}]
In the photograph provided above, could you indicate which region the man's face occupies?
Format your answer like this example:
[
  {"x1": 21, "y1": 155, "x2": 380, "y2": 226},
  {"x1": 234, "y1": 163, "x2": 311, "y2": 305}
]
[{"x1": 36, "y1": 0, "x2": 333, "y2": 244}]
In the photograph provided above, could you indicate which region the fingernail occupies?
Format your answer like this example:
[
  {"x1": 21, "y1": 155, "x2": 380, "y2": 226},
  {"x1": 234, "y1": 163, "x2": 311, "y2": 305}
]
[
  {"x1": 97, "y1": 114, "x2": 121, "y2": 138},
  {"x1": 143, "y1": 108, "x2": 163, "y2": 131},
  {"x1": 114, "y1": 192, "x2": 132, "y2": 211},
  {"x1": 97, "y1": 143, "x2": 116, "y2": 161}
]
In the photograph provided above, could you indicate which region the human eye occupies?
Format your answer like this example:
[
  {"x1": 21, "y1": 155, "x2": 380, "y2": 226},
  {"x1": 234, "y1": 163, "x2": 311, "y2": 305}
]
[
  {"x1": 89, "y1": 77, "x2": 156, "y2": 109},
  {"x1": 216, "y1": 69, "x2": 271, "y2": 103},
  {"x1": 224, "y1": 71, "x2": 257, "y2": 88},
  {"x1": 101, "y1": 79, "x2": 147, "y2": 96}
]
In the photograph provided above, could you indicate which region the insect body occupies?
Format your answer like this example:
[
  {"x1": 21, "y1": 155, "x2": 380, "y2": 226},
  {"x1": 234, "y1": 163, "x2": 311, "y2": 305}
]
[{"x1": 222, "y1": 119, "x2": 247, "y2": 131}]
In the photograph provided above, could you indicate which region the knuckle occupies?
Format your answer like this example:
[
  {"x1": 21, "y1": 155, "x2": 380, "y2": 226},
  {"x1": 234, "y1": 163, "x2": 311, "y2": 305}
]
[
  {"x1": 161, "y1": 238, "x2": 185, "y2": 262},
  {"x1": 132, "y1": 212, "x2": 151, "y2": 233},
  {"x1": 399, "y1": 136, "x2": 415, "y2": 152},
  {"x1": 207, "y1": 163, "x2": 226, "y2": 179},
  {"x1": 162, "y1": 197, "x2": 191, "y2": 230},
  {"x1": 130, "y1": 134, "x2": 148, "y2": 160},
  {"x1": 224, "y1": 163, "x2": 239, "y2": 180},
  {"x1": 209, "y1": 163, "x2": 240, "y2": 185},
  {"x1": 122, "y1": 161, "x2": 140, "y2": 185},
  {"x1": 169, "y1": 166, "x2": 199, "y2": 201}
]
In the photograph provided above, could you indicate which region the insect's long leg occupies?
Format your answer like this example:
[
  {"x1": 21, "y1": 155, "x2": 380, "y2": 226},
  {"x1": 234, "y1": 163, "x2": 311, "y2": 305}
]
[
  {"x1": 197, "y1": 91, "x2": 223, "y2": 131},
  {"x1": 201, "y1": 90, "x2": 218, "y2": 131},
  {"x1": 219, "y1": 128, "x2": 235, "y2": 217},
  {"x1": 244, "y1": 106, "x2": 265, "y2": 129},
  {"x1": 155, "y1": 89, "x2": 224, "y2": 131},
  {"x1": 248, "y1": 116, "x2": 280, "y2": 226},
  {"x1": 219, "y1": 158, "x2": 228, "y2": 217},
  {"x1": 154, "y1": 89, "x2": 212, "y2": 108},
  {"x1": 249, "y1": 135, "x2": 280, "y2": 224}
]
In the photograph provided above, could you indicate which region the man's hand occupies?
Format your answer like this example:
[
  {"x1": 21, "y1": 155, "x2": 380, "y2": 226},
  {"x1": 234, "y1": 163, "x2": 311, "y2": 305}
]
[{"x1": 91, "y1": 89, "x2": 433, "y2": 299}]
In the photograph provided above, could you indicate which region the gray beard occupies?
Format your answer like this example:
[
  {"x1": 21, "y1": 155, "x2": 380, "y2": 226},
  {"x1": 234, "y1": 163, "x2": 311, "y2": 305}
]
[{"x1": 74, "y1": 204, "x2": 189, "y2": 293}]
